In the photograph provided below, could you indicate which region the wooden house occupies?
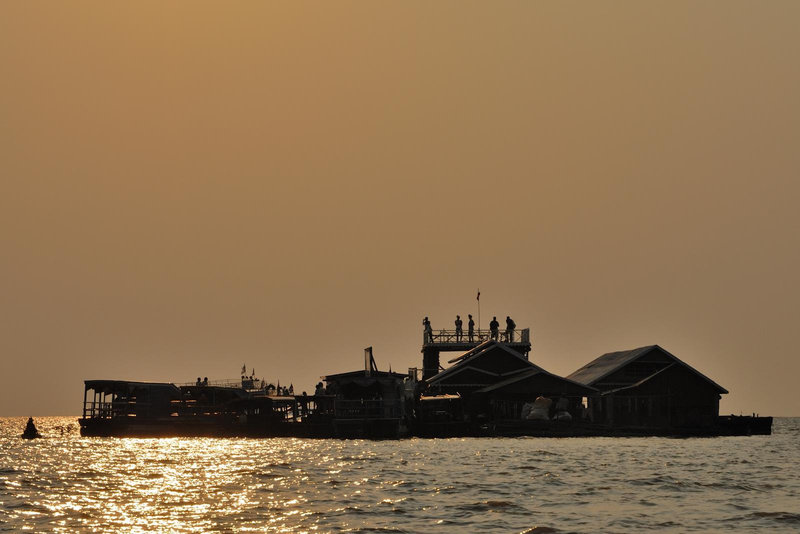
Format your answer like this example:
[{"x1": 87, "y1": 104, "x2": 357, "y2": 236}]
[
  {"x1": 567, "y1": 345, "x2": 728, "y2": 430},
  {"x1": 424, "y1": 340, "x2": 596, "y2": 424}
]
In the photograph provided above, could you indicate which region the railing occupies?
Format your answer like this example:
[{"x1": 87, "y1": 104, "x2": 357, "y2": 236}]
[
  {"x1": 334, "y1": 399, "x2": 401, "y2": 419},
  {"x1": 423, "y1": 328, "x2": 530, "y2": 345},
  {"x1": 177, "y1": 378, "x2": 254, "y2": 388},
  {"x1": 83, "y1": 401, "x2": 115, "y2": 419},
  {"x1": 83, "y1": 400, "x2": 142, "y2": 419},
  {"x1": 176, "y1": 378, "x2": 295, "y2": 395}
]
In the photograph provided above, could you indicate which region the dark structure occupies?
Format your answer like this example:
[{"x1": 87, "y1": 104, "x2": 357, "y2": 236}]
[
  {"x1": 319, "y1": 346, "x2": 408, "y2": 438},
  {"x1": 80, "y1": 379, "x2": 300, "y2": 437},
  {"x1": 320, "y1": 372, "x2": 407, "y2": 438},
  {"x1": 22, "y1": 417, "x2": 42, "y2": 439},
  {"x1": 80, "y1": 348, "x2": 411, "y2": 438},
  {"x1": 422, "y1": 326, "x2": 531, "y2": 379},
  {"x1": 566, "y1": 344, "x2": 769, "y2": 434},
  {"x1": 415, "y1": 394, "x2": 467, "y2": 437},
  {"x1": 422, "y1": 340, "x2": 596, "y2": 435},
  {"x1": 77, "y1": 323, "x2": 771, "y2": 438}
]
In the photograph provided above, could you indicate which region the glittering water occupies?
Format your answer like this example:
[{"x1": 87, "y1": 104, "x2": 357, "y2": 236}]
[{"x1": 1, "y1": 417, "x2": 798, "y2": 533}]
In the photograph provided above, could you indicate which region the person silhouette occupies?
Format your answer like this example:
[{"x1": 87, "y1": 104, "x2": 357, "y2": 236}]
[
  {"x1": 506, "y1": 316, "x2": 516, "y2": 342},
  {"x1": 490, "y1": 316, "x2": 500, "y2": 340},
  {"x1": 423, "y1": 316, "x2": 433, "y2": 343},
  {"x1": 455, "y1": 315, "x2": 463, "y2": 342},
  {"x1": 468, "y1": 314, "x2": 475, "y2": 342}
]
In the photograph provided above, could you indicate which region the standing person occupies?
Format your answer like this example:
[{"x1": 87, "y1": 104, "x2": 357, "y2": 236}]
[
  {"x1": 506, "y1": 316, "x2": 516, "y2": 342},
  {"x1": 455, "y1": 315, "x2": 463, "y2": 342},
  {"x1": 489, "y1": 316, "x2": 500, "y2": 340},
  {"x1": 468, "y1": 314, "x2": 475, "y2": 342},
  {"x1": 423, "y1": 316, "x2": 433, "y2": 343}
]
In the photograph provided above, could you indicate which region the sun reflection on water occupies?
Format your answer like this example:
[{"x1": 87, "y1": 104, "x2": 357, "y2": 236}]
[{"x1": 1, "y1": 417, "x2": 799, "y2": 532}]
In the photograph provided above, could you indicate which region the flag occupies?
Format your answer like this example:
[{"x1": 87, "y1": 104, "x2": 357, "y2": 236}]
[
  {"x1": 477, "y1": 290, "x2": 480, "y2": 301},
  {"x1": 241, "y1": 364, "x2": 247, "y2": 375}
]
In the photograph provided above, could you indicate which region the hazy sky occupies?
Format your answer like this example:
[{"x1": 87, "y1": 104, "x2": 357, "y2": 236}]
[{"x1": 2, "y1": 3, "x2": 798, "y2": 416}]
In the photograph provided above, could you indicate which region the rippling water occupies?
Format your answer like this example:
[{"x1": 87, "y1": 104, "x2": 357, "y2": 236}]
[{"x1": 1, "y1": 417, "x2": 798, "y2": 533}]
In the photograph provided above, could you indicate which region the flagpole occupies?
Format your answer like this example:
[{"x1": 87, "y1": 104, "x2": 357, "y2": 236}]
[{"x1": 477, "y1": 289, "x2": 481, "y2": 340}]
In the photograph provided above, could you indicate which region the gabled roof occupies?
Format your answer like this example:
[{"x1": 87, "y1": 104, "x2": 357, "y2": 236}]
[
  {"x1": 447, "y1": 339, "x2": 497, "y2": 364},
  {"x1": 601, "y1": 363, "x2": 676, "y2": 395},
  {"x1": 566, "y1": 345, "x2": 658, "y2": 385},
  {"x1": 602, "y1": 362, "x2": 728, "y2": 395},
  {"x1": 566, "y1": 345, "x2": 728, "y2": 394},
  {"x1": 475, "y1": 368, "x2": 597, "y2": 395},
  {"x1": 427, "y1": 340, "x2": 541, "y2": 385}
]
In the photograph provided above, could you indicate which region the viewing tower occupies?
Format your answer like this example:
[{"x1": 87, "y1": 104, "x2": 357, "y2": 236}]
[{"x1": 421, "y1": 327, "x2": 531, "y2": 380}]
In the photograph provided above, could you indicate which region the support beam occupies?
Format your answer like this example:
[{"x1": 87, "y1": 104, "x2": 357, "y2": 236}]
[{"x1": 422, "y1": 347, "x2": 440, "y2": 380}]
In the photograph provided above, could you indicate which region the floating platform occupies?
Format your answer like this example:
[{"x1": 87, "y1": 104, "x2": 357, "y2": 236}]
[{"x1": 78, "y1": 331, "x2": 773, "y2": 439}]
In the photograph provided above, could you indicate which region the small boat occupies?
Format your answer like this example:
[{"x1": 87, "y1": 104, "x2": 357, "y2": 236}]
[{"x1": 21, "y1": 417, "x2": 42, "y2": 439}]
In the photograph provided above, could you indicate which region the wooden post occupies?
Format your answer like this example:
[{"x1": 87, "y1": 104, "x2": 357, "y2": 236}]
[{"x1": 667, "y1": 389, "x2": 672, "y2": 428}]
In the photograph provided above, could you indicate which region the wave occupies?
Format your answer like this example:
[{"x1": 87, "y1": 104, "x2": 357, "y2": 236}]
[{"x1": 749, "y1": 511, "x2": 800, "y2": 524}]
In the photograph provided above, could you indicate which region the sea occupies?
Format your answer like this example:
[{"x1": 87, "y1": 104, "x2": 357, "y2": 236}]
[{"x1": 1, "y1": 417, "x2": 798, "y2": 533}]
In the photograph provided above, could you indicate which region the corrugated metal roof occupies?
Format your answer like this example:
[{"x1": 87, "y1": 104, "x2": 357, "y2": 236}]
[
  {"x1": 428, "y1": 340, "x2": 540, "y2": 384},
  {"x1": 566, "y1": 345, "x2": 658, "y2": 386},
  {"x1": 475, "y1": 368, "x2": 597, "y2": 394},
  {"x1": 566, "y1": 344, "x2": 728, "y2": 394},
  {"x1": 601, "y1": 363, "x2": 678, "y2": 395}
]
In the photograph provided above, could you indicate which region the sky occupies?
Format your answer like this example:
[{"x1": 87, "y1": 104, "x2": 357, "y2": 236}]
[{"x1": 1, "y1": 2, "x2": 798, "y2": 416}]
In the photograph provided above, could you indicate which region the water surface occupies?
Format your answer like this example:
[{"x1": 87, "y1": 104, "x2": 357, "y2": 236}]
[{"x1": 1, "y1": 417, "x2": 798, "y2": 532}]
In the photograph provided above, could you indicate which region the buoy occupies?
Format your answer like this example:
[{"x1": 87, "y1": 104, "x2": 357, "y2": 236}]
[{"x1": 21, "y1": 417, "x2": 42, "y2": 439}]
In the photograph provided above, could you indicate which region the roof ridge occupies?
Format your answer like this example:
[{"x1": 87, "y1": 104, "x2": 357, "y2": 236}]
[
  {"x1": 566, "y1": 345, "x2": 662, "y2": 384},
  {"x1": 428, "y1": 341, "x2": 539, "y2": 384}
]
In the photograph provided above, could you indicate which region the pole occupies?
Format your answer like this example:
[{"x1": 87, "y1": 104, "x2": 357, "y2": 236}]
[{"x1": 477, "y1": 289, "x2": 481, "y2": 340}]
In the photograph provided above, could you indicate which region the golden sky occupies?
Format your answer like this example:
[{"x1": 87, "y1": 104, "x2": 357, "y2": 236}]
[{"x1": 2, "y1": 2, "x2": 798, "y2": 415}]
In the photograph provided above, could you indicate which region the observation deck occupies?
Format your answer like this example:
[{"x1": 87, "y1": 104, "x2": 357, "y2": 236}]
[
  {"x1": 421, "y1": 328, "x2": 531, "y2": 353},
  {"x1": 420, "y1": 328, "x2": 532, "y2": 380}
]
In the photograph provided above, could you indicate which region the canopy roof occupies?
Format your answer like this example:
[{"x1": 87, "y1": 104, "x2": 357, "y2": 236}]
[
  {"x1": 84, "y1": 380, "x2": 179, "y2": 394},
  {"x1": 84, "y1": 380, "x2": 251, "y2": 397},
  {"x1": 323, "y1": 370, "x2": 406, "y2": 386}
]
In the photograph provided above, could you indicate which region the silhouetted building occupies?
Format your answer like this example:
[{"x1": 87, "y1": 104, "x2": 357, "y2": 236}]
[
  {"x1": 424, "y1": 340, "x2": 595, "y2": 424},
  {"x1": 321, "y1": 347, "x2": 408, "y2": 438},
  {"x1": 567, "y1": 345, "x2": 728, "y2": 430}
]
